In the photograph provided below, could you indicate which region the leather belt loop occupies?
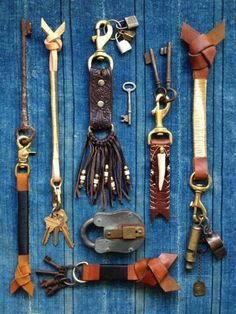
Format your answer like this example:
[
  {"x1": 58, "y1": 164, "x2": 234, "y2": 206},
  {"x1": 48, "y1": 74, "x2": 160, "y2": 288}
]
[{"x1": 89, "y1": 67, "x2": 113, "y2": 130}]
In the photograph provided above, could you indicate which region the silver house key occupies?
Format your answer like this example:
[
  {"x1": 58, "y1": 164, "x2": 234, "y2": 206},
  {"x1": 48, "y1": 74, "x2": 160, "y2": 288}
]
[{"x1": 121, "y1": 82, "x2": 136, "y2": 125}]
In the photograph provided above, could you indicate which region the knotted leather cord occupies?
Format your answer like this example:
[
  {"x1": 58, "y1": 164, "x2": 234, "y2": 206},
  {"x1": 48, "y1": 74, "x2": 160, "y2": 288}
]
[
  {"x1": 11, "y1": 20, "x2": 35, "y2": 297},
  {"x1": 181, "y1": 21, "x2": 225, "y2": 180}
]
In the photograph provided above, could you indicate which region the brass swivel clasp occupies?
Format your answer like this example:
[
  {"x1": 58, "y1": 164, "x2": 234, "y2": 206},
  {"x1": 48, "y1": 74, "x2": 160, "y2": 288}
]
[
  {"x1": 189, "y1": 172, "x2": 212, "y2": 223},
  {"x1": 88, "y1": 20, "x2": 113, "y2": 70},
  {"x1": 148, "y1": 93, "x2": 172, "y2": 144},
  {"x1": 15, "y1": 135, "x2": 36, "y2": 175},
  {"x1": 50, "y1": 179, "x2": 62, "y2": 211}
]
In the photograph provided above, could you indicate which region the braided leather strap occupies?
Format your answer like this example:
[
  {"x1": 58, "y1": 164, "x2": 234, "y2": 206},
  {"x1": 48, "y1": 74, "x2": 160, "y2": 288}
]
[
  {"x1": 82, "y1": 253, "x2": 180, "y2": 292},
  {"x1": 150, "y1": 139, "x2": 170, "y2": 221}
]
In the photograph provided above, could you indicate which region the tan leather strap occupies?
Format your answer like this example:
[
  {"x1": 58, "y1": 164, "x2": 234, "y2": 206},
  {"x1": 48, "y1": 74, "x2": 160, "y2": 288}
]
[
  {"x1": 10, "y1": 255, "x2": 34, "y2": 297},
  {"x1": 16, "y1": 172, "x2": 29, "y2": 191},
  {"x1": 181, "y1": 21, "x2": 224, "y2": 180},
  {"x1": 82, "y1": 254, "x2": 180, "y2": 292},
  {"x1": 150, "y1": 138, "x2": 170, "y2": 221}
]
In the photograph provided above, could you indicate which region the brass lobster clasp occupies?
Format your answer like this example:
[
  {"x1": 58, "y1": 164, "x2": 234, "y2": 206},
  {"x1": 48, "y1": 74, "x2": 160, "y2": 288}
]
[
  {"x1": 88, "y1": 20, "x2": 113, "y2": 70},
  {"x1": 15, "y1": 135, "x2": 36, "y2": 175},
  {"x1": 148, "y1": 93, "x2": 172, "y2": 144}
]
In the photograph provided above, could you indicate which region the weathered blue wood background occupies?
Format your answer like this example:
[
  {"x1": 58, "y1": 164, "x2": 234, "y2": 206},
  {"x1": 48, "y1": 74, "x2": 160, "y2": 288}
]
[{"x1": 0, "y1": 0, "x2": 235, "y2": 313}]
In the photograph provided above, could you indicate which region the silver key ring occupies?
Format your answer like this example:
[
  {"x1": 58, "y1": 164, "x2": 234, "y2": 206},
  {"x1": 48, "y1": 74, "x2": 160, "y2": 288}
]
[
  {"x1": 72, "y1": 261, "x2": 88, "y2": 283},
  {"x1": 103, "y1": 19, "x2": 122, "y2": 41},
  {"x1": 122, "y1": 81, "x2": 136, "y2": 93}
]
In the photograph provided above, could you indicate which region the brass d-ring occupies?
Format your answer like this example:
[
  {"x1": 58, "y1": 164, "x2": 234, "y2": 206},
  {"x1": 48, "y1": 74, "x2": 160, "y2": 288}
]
[
  {"x1": 189, "y1": 172, "x2": 212, "y2": 192},
  {"x1": 72, "y1": 262, "x2": 88, "y2": 284}
]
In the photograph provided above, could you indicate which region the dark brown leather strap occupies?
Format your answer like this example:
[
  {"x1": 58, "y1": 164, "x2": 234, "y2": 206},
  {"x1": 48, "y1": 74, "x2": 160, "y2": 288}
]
[
  {"x1": 89, "y1": 67, "x2": 112, "y2": 130},
  {"x1": 150, "y1": 138, "x2": 170, "y2": 221},
  {"x1": 180, "y1": 21, "x2": 224, "y2": 79},
  {"x1": 82, "y1": 254, "x2": 180, "y2": 292}
]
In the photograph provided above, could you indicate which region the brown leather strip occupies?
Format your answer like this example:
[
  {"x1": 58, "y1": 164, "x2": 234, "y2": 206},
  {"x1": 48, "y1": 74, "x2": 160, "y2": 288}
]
[
  {"x1": 193, "y1": 157, "x2": 208, "y2": 180},
  {"x1": 16, "y1": 173, "x2": 29, "y2": 191},
  {"x1": 82, "y1": 264, "x2": 100, "y2": 281},
  {"x1": 10, "y1": 255, "x2": 34, "y2": 297},
  {"x1": 89, "y1": 67, "x2": 112, "y2": 130},
  {"x1": 150, "y1": 138, "x2": 170, "y2": 221}
]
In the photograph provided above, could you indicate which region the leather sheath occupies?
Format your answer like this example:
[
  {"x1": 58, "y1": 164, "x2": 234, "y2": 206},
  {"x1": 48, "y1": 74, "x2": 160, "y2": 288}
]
[
  {"x1": 89, "y1": 67, "x2": 112, "y2": 130},
  {"x1": 150, "y1": 138, "x2": 170, "y2": 221},
  {"x1": 10, "y1": 173, "x2": 34, "y2": 296},
  {"x1": 82, "y1": 253, "x2": 180, "y2": 292}
]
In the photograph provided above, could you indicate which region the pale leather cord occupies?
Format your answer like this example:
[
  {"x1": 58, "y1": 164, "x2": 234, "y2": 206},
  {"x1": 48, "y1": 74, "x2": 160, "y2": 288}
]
[{"x1": 41, "y1": 19, "x2": 65, "y2": 183}]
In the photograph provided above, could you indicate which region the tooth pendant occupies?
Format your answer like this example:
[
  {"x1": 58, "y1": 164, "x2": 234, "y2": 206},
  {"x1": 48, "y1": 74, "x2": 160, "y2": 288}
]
[{"x1": 157, "y1": 147, "x2": 166, "y2": 191}]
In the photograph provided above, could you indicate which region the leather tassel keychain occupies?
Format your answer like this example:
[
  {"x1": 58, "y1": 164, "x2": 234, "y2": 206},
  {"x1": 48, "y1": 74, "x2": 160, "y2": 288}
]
[
  {"x1": 74, "y1": 20, "x2": 132, "y2": 208},
  {"x1": 181, "y1": 21, "x2": 227, "y2": 296},
  {"x1": 10, "y1": 19, "x2": 36, "y2": 297},
  {"x1": 145, "y1": 44, "x2": 177, "y2": 221},
  {"x1": 36, "y1": 254, "x2": 180, "y2": 296},
  {"x1": 41, "y1": 19, "x2": 74, "y2": 248}
]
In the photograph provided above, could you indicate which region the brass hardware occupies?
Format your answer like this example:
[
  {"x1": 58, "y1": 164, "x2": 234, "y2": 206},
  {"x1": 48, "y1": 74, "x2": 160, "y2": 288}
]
[
  {"x1": 105, "y1": 225, "x2": 145, "y2": 240},
  {"x1": 189, "y1": 172, "x2": 212, "y2": 223},
  {"x1": 50, "y1": 179, "x2": 62, "y2": 210},
  {"x1": 148, "y1": 93, "x2": 172, "y2": 144},
  {"x1": 15, "y1": 135, "x2": 36, "y2": 175},
  {"x1": 88, "y1": 20, "x2": 113, "y2": 70},
  {"x1": 120, "y1": 29, "x2": 136, "y2": 42},
  {"x1": 185, "y1": 223, "x2": 202, "y2": 270},
  {"x1": 193, "y1": 280, "x2": 206, "y2": 297}
]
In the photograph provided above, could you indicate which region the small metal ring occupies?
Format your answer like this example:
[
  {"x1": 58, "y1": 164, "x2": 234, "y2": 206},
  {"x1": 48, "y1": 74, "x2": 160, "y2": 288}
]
[
  {"x1": 72, "y1": 262, "x2": 88, "y2": 284},
  {"x1": 15, "y1": 163, "x2": 30, "y2": 176},
  {"x1": 105, "y1": 19, "x2": 122, "y2": 40},
  {"x1": 16, "y1": 126, "x2": 36, "y2": 145},
  {"x1": 50, "y1": 178, "x2": 62, "y2": 188},
  {"x1": 165, "y1": 88, "x2": 177, "y2": 103},
  {"x1": 122, "y1": 81, "x2": 136, "y2": 92},
  {"x1": 189, "y1": 172, "x2": 212, "y2": 192}
]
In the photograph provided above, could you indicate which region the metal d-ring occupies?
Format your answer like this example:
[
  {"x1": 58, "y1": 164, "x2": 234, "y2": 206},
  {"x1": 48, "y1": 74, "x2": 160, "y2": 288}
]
[
  {"x1": 80, "y1": 218, "x2": 96, "y2": 249},
  {"x1": 72, "y1": 262, "x2": 88, "y2": 284}
]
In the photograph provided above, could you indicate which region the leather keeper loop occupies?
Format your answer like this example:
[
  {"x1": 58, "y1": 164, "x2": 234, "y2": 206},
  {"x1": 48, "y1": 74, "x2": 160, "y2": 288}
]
[{"x1": 89, "y1": 67, "x2": 112, "y2": 130}]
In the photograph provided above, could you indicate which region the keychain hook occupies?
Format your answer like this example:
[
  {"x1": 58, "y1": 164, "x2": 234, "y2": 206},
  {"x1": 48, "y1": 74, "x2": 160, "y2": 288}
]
[{"x1": 88, "y1": 20, "x2": 113, "y2": 70}]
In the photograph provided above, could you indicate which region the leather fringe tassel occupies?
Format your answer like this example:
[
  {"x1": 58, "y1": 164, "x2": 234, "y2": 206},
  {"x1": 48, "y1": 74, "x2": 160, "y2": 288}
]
[{"x1": 75, "y1": 129, "x2": 132, "y2": 208}]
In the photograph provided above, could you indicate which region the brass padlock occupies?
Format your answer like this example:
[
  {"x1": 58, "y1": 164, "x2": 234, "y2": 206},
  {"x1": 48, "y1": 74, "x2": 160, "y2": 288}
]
[
  {"x1": 120, "y1": 30, "x2": 136, "y2": 42},
  {"x1": 185, "y1": 223, "x2": 202, "y2": 270},
  {"x1": 115, "y1": 33, "x2": 132, "y2": 54},
  {"x1": 124, "y1": 16, "x2": 139, "y2": 29},
  {"x1": 205, "y1": 231, "x2": 227, "y2": 260}
]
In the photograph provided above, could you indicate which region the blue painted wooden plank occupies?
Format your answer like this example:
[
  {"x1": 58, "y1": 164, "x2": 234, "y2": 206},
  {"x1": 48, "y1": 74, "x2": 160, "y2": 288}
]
[{"x1": 0, "y1": 0, "x2": 235, "y2": 313}]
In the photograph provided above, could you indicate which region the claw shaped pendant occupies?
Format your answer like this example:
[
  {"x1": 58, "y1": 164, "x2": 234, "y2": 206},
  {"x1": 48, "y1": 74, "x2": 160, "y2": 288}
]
[{"x1": 157, "y1": 149, "x2": 166, "y2": 191}]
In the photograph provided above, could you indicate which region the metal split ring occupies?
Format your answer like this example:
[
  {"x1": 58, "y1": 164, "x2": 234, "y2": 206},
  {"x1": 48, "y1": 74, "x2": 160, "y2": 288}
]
[{"x1": 72, "y1": 262, "x2": 88, "y2": 284}]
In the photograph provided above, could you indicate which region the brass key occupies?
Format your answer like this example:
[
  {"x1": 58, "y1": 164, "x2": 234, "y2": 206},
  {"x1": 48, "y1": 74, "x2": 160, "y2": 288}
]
[
  {"x1": 121, "y1": 82, "x2": 136, "y2": 125},
  {"x1": 56, "y1": 209, "x2": 74, "y2": 249},
  {"x1": 42, "y1": 215, "x2": 61, "y2": 245}
]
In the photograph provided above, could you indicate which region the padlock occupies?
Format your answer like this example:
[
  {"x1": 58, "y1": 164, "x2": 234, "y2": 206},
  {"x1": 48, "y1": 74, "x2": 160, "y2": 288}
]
[
  {"x1": 118, "y1": 15, "x2": 139, "y2": 29},
  {"x1": 120, "y1": 30, "x2": 136, "y2": 42},
  {"x1": 115, "y1": 33, "x2": 132, "y2": 54}
]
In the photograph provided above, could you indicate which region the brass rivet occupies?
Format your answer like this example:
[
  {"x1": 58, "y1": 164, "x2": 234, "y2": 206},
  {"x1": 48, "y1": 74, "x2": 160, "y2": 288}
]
[
  {"x1": 98, "y1": 79, "x2": 105, "y2": 86},
  {"x1": 97, "y1": 100, "x2": 104, "y2": 107}
]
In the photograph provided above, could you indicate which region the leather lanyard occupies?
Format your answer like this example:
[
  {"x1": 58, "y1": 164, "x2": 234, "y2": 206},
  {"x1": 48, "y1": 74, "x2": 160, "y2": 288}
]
[
  {"x1": 11, "y1": 19, "x2": 35, "y2": 297},
  {"x1": 41, "y1": 19, "x2": 66, "y2": 215},
  {"x1": 181, "y1": 22, "x2": 226, "y2": 274},
  {"x1": 36, "y1": 254, "x2": 180, "y2": 296}
]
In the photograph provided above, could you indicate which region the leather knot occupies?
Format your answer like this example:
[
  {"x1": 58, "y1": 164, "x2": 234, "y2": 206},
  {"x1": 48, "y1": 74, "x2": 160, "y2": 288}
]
[
  {"x1": 10, "y1": 255, "x2": 34, "y2": 296},
  {"x1": 41, "y1": 18, "x2": 65, "y2": 71},
  {"x1": 180, "y1": 22, "x2": 225, "y2": 78}
]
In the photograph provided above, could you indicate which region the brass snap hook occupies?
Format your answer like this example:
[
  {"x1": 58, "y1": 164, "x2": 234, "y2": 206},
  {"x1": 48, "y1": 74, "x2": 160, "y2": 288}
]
[
  {"x1": 88, "y1": 20, "x2": 113, "y2": 70},
  {"x1": 148, "y1": 94, "x2": 172, "y2": 144}
]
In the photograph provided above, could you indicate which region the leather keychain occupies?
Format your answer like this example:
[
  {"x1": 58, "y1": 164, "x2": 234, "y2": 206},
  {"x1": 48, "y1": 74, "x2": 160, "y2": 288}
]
[
  {"x1": 36, "y1": 254, "x2": 180, "y2": 296},
  {"x1": 181, "y1": 21, "x2": 227, "y2": 296},
  {"x1": 10, "y1": 19, "x2": 36, "y2": 297},
  {"x1": 75, "y1": 20, "x2": 132, "y2": 208},
  {"x1": 145, "y1": 45, "x2": 177, "y2": 221}
]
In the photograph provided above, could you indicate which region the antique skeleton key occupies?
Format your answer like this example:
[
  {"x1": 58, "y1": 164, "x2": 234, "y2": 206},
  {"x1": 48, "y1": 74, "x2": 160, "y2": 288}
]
[{"x1": 121, "y1": 82, "x2": 136, "y2": 125}]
